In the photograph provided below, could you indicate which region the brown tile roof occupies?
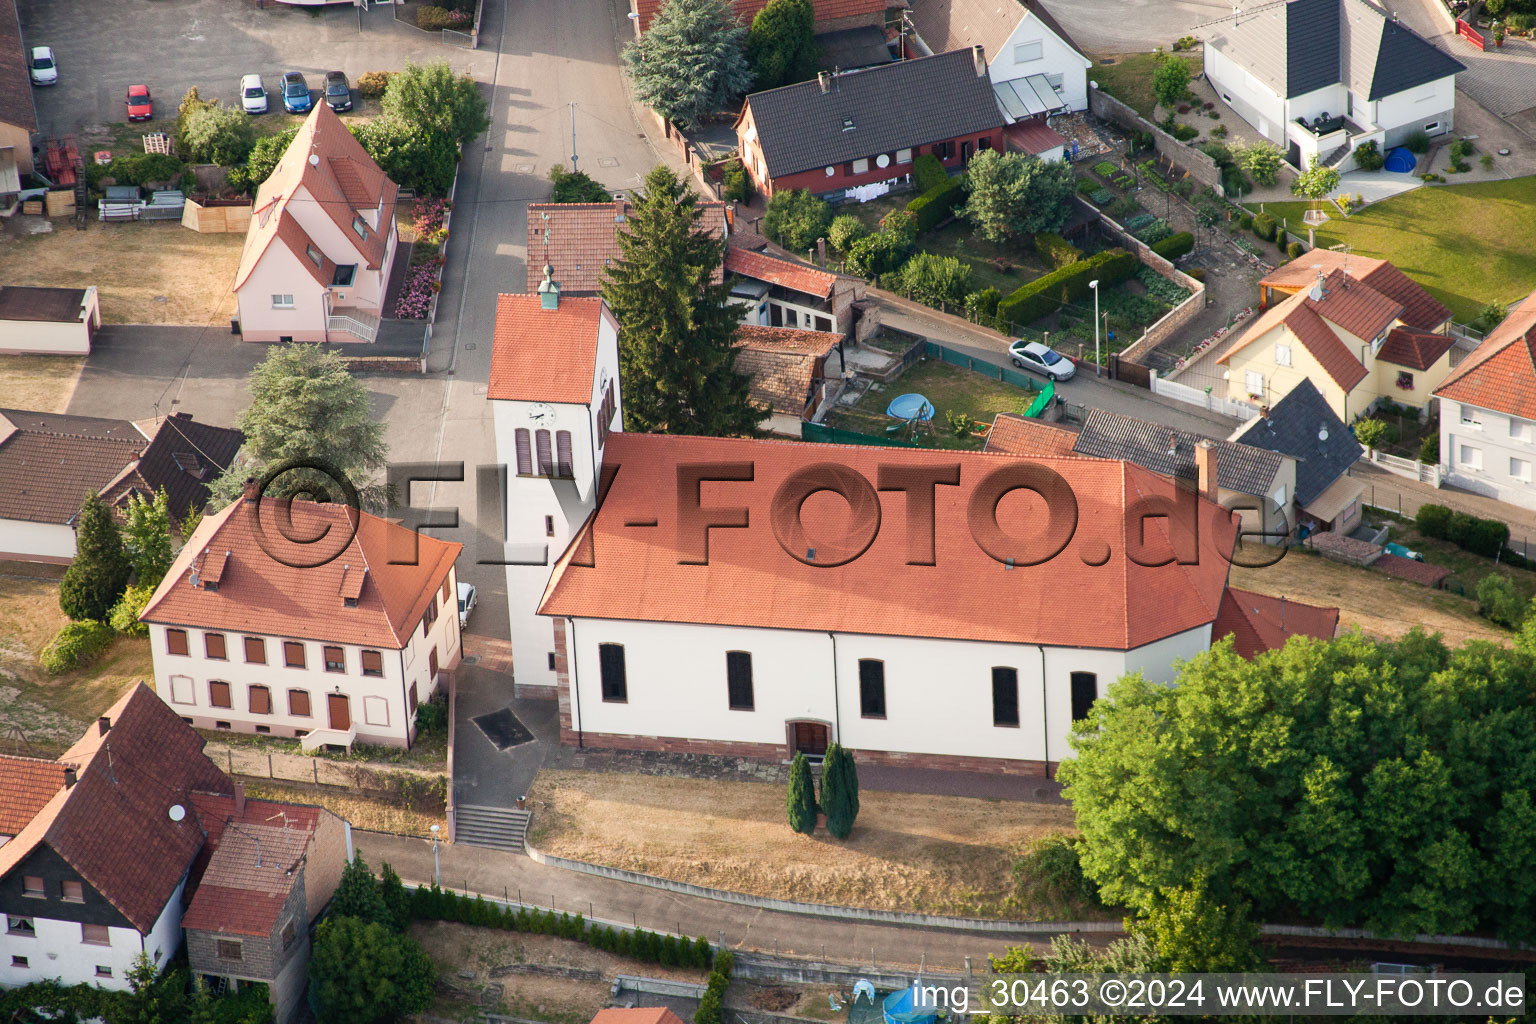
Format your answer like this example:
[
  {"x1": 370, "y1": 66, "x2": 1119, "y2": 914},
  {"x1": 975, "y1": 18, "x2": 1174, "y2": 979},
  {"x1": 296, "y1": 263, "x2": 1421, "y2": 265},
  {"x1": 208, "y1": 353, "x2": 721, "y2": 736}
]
[
  {"x1": 1261, "y1": 250, "x2": 1451, "y2": 331},
  {"x1": 1213, "y1": 586, "x2": 1338, "y2": 659},
  {"x1": 539, "y1": 433, "x2": 1236, "y2": 649},
  {"x1": 0, "y1": 409, "x2": 150, "y2": 524},
  {"x1": 1308, "y1": 270, "x2": 1402, "y2": 342},
  {"x1": 1219, "y1": 284, "x2": 1369, "y2": 393},
  {"x1": 0, "y1": 0, "x2": 36, "y2": 132},
  {"x1": 983, "y1": 413, "x2": 1081, "y2": 457},
  {"x1": 1433, "y1": 297, "x2": 1536, "y2": 419},
  {"x1": 732, "y1": 325, "x2": 838, "y2": 416},
  {"x1": 182, "y1": 792, "x2": 322, "y2": 938},
  {"x1": 725, "y1": 248, "x2": 838, "y2": 300},
  {"x1": 527, "y1": 202, "x2": 727, "y2": 295},
  {"x1": 0, "y1": 286, "x2": 88, "y2": 323},
  {"x1": 235, "y1": 104, "x2": 397, "y2": 291},
  {"x1": 98, "y1": 413, "x2": 244, "y2": 526},
  {"x1": 488, "y1": 294, "x2": 610, "y2": 404},
  {"x1": 139, "y1": 497, "x2": 462, "y2": 650},
  {"x1": 0, "y1": 684, "x2": 234, "y2": 934},
  {"x1": 906, "y1": 0, "x2": 1086, "y2": 59},
  {"x1": 633, "y1": 0, "x2": 885, "y2": 32},
  {"x1": 0, "y1": 757, "x2": 68, "y2": 834},
  {"x1": 1377, "y1": 326, "x2": 1454, "y2": 370}
]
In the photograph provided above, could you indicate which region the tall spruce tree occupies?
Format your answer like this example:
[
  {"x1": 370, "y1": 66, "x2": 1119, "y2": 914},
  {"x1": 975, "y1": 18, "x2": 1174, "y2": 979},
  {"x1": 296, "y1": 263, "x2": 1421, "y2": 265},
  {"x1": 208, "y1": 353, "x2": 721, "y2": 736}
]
[
  {"x1": 787, "y1": 752, "x2": 818, "y2": 834},
  {"x1": 59, "y1": 493, "x2": 131, "y2": 621},
  {"x1": 820, "y1": 743, "x2": 859, "y2": 839},
  {"x1": 623, "y1": 0, "x2": 753, "y2": 129},
  {"x1": 601, "y1": 165, "x2": 763, "y2": 435}
]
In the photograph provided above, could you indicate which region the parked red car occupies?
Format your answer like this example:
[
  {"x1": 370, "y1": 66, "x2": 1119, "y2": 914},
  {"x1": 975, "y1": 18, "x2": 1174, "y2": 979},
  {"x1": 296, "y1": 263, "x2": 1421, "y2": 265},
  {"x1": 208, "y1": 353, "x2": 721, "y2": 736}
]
[{"x1": 125, "y1": 84, "x2": 153, "y2": 122}]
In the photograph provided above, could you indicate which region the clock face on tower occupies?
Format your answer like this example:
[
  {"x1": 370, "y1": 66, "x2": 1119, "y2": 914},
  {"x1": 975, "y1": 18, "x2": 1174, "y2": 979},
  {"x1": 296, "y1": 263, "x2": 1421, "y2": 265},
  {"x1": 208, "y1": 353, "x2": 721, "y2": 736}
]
[{"x1": 529, "y1": 402, "x2": 554, "y2": 424}]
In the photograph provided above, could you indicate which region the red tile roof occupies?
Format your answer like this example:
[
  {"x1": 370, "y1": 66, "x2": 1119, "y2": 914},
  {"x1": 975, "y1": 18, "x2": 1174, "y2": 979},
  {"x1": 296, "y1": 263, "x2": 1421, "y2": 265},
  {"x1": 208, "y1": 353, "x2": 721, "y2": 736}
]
[
  {"x1": 1377, "y1": 326, "x2": 1454, "y2": 370},
  {"x1": 983, "y1": 414, "x2": 1082, "y2": 458},
  {"x1": 725, "y1": 248, "x2": 838, "y2": 300},
  {"x1": 1261, "y1": 251, "x2": 1450, "y2": 331},
  {"x1": 488, "y1": 294, "x2": 612, "y2": 404},
  {"x1": 182, "y1": 792, "x2": 323, "y2": 937},
  {"x1": 1433, "y1": 293, "x2": 1536, "y2": 420},
  {"x1": 632, "y1": 0, "x2": 884, "y2": 32},
  {"x1": 527, "y1": 202, "x2": 727, "y2": 294},
  {"x1": 139, "y1": 497, "x2": 462, "y2": 650},
  {"x1": 1005, "y1": 119, "x2": 1068, "y2": 156},
  {"x1": 1213, "y1": 586, "x2": 1338, "y2": 659},
  {"x1": 0, "y1": 757, "x2": 69, "y2": 834},
  {"x1": 539, "y1": 433, "x2": 1236, "y2": 649},
  {"x1": 0, "y1": 685, "x2": 234, "y2": 934}
]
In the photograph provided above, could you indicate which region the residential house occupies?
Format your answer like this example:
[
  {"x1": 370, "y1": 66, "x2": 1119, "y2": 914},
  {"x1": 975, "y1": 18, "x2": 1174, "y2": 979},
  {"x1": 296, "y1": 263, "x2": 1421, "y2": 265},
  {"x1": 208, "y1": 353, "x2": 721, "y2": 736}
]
[
  {"x1": 1231, "y1": 378, "x2": 1366, "y2": 535},
  {"x1": 732, "y1": 324, "x2": 841, "y2": 435},
  {"x1": 232, "y1": 103, "x2": 399, "y2": 343},
  {"x1": 906, "y1": 0, "x2": 1089, "y2": 158},
  {"x1": 1212, "y1": 587, "x2": 1339, "y2": 657},
  {"x1": 0, "y1": 286, "x2": 101, "y2": 355},
  {"x1": 736, "y1": 48, "x2": 1007, "y2": 198},
  {"x1": 0, "y1": 685, "x2": 234, "y2": 992},
  {"x1": 0, "y1": 409, "x2": 241, "y2": 563},
  {"x1": 182, "y1": 786, "x2": 348, "y2": 1024},
  {"x1": 1218, "y1": 257, "x2": 1454, "y2": 420},
  {"x1": 138, "y1": 481, "x2": 464, "y2": 749},
  {"x1": 524, "y1": 201, "x2": 729, "y2": 296},
  {"x1": 1197, "y1": 0, "x2": 1464, "y2": 170},
  {"x1": 0, "y1": 0, "x2": 35, "y2": 200},
  {"x1": 1433, "y1": 292, "x2": 1536, "y2": 509},
  {"x1": 726, "y1": 247, "x2": 877, "y2": 339},
  {"x1": 628, "y1": 0, "x2": 884, "y2": 35}
]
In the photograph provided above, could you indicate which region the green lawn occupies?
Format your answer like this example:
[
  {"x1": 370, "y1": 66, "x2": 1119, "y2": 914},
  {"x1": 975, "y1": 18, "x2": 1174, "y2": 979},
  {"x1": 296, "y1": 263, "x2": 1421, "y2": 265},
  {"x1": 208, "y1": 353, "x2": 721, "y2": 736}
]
[
  {"x1": 824, "y1": 359, "x2": 1040, "y2": 450},
  {"x1": 1088, "y1": 52, "x2": 1202, "y2": 120},
  {"x1": 1247, "y1": 178, "x2": 1536, "y2": 321}
]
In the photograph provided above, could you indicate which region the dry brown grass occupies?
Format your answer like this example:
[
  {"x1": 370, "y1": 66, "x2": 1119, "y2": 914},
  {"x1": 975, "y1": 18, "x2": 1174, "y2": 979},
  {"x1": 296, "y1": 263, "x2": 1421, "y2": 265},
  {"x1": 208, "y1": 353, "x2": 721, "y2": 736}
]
[
  {"x1": 1229, "y1": 549, "x2": 1510, "y2": 647},
  {"x1": 242, "y1": 781, "x2": 446, "y2": 838},
  {"x1": 0, "y1": 572, "x2": 151, "y2": 752},
  {"x1": 525, "y1": 771, "x2": 1079, "y2": 919},
  {"x1": 0, "y1": 355, "x2": 84, "y2": 412},
  {"x1": 0, "y1": 221, "x2": 243, "y2": 325}
]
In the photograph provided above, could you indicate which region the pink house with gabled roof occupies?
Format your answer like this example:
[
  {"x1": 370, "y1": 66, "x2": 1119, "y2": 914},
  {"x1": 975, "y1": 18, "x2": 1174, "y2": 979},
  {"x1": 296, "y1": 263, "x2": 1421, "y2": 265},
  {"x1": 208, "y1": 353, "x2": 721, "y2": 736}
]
[{"x1": 232, "y1": 103, "x2": 399, "y2": 343}]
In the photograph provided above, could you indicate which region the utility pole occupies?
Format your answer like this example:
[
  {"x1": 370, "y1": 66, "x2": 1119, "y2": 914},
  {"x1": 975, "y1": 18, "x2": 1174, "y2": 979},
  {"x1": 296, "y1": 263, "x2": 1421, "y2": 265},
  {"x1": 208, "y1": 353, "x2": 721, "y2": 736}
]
[{"x1": 570, "y1": 103, "x2": 579, "y2": 172}]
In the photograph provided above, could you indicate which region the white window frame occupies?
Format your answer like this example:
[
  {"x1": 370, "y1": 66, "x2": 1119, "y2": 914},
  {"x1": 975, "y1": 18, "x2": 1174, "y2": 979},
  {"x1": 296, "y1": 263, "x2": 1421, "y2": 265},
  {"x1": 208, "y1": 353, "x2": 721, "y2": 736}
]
[
  {"x1": 363, "y1": 695, "x2": 389, "y2": 726},
  {"x1": 1273, "y1": 343, "x2": 1292, "y2": 367},
  {"x1": 1014, "y1": 40, "x2": 1043, "y2": 63},
  {"x1": 852, "y1": 157, "x2": 869, "y2": 174},
  {"x1": 168, "y1": 674, "x2": 194, "y2": 705},
  {"x1": 271, "y1": 294, "x2": 294, "y2": 309}
]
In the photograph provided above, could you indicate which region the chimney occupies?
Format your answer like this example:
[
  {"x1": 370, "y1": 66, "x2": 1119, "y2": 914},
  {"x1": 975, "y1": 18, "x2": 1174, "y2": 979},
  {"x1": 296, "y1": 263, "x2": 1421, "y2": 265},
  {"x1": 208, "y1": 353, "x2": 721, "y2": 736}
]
[
  {"x1": 1196, "y1": 440, "x2": 1217, "y2": 500},
  {"x1": 97, "y1": 716, "x2": 111, "y2": 736},
  {"x1": 538, "y1": 263, "x2": 561, "y2": 310},
  {"x1": 243, "y1": 476, "x2": 258, "y2": 501},
  {"x1": 64, "y1": 767, "x2": 77, "y2": 788},
  {"x1": 818, "y1": 71, "x2": 832, "y2": 94},
  {"x1": 234, "y1": 780, "x2": 246, "y2": 817},
  {"x1": 972, "y1": 45, "x2": 988, "y2": 77}
]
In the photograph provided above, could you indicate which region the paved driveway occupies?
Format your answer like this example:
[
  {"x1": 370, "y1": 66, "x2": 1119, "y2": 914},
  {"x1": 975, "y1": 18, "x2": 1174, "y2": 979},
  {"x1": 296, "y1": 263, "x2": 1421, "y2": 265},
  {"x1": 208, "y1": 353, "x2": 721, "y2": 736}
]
[{"x1": 17, "y1": 0, "x2": 498, "y2": 136}]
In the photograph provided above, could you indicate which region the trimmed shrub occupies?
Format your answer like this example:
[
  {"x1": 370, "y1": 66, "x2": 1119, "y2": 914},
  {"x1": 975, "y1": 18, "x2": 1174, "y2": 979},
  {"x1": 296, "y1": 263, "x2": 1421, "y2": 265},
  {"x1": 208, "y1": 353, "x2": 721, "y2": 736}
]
[
  {"x1": 357, "y1": 71, "x2": 393, "y2": 98},
  {"x1": 827, "y1": 213, "x2": 866, "y2": 255},
  {"x1": 40, "y1": 620, "x2": 116, "y2": 676},
  {"x1": 1287, "y1": 240, "x2": 1304, "y2": 259},
  {"x1": 913, "y1": 153, "x2": 948, "y2": 192},
  {"x1": 1151, "y1": 231, "x2": 1194, "y2": 260},
  {"x1": 1252, "y1": 212, "x2": 1276, "y2": 241},
  {"x1": 995, "y1": 248, "x2": 1136, "y2": 328},
  {"x1": 905, "y1": 175, "x2": 965, "y2": 232},
  {"x1": 1033, "y1": 232, "x2": 1082, "y2": 269}
]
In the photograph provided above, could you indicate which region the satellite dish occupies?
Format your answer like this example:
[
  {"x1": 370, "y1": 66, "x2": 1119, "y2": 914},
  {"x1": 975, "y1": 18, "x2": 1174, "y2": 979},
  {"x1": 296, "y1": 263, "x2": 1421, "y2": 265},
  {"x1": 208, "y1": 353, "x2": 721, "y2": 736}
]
[
  {"x1": 168, "y1": 804, "x2": 186, "y2": 822},
  {"x1": 1308, "y1": 285, "x2": 1324, "y2": 302}
]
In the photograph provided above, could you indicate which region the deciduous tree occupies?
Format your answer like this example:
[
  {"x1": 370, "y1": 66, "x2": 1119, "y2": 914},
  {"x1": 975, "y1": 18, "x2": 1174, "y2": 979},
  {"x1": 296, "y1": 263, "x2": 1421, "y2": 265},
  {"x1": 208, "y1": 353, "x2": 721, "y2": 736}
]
[
  {"x1": 309, "y1": 915, "x2": 435, "y2": 1024},
  {"x1": 786, "y1": 752, "x2": 818, "y2": 834},
  {"x1": 623, "y1": 0, "x2": 753, "y2": 129},
  {"x1": 601, "y1": 166, "x2": 763, "y2": 436},
  {"x1": 59, "y1": 494, "x2": 130, "y2": 622},
  {"x1": 746, "y1": 0, "x2": 820, "y2": 91}
]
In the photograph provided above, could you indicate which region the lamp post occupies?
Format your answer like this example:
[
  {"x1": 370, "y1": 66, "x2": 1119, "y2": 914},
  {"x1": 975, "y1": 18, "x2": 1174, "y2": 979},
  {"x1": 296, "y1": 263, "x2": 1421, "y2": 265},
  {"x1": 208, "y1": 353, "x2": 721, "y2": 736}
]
[
  {"x1": 1089, "y1": 279, "x2": 1101, "y2": 376},
  {"x1": 429, "y1": 824, "x2": 441, "y2": 887}
]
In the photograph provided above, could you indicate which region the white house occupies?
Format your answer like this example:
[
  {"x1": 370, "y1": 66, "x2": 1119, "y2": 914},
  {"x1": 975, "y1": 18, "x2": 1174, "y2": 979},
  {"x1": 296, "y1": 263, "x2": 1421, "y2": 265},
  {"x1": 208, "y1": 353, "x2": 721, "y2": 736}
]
[
  {"x1": 232, "y1": 103, "x2": 399, "y2": 343},
  {"x1": 1198, "y1": 0, "x2": 1464, "y2": 170},
  {"x1": 907, "y1": 0, "x2": 1091, "y2": 116},
  {"x1": 1434, "y1": 295, "x2": 1536, "y2": 510},
  {"x1": 0, "y1": 286, "x2": 100, "y2": 355},
  {"x1": 139, "y1": 484, "x2": 464, "y2": 749}
]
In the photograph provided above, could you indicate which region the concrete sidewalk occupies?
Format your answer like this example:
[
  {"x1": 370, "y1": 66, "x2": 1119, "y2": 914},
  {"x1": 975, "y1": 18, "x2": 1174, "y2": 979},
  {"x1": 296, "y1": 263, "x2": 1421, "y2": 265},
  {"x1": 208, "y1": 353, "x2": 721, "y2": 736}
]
[{"x1": 353, "y1": 831, "x2": 1098, "y2": 968}]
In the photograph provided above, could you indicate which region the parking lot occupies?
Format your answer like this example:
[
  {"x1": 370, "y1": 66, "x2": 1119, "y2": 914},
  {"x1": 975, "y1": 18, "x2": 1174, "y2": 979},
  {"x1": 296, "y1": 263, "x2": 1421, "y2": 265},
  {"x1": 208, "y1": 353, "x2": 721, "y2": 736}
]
[{"x1": 17, "y1": 0, "x2": 498, "y2": 137}]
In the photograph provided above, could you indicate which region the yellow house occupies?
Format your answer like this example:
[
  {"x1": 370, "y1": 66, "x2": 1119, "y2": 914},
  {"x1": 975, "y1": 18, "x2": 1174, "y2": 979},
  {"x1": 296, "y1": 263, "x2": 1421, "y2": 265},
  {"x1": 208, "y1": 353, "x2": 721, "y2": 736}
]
[{"x1": 1219, "y1": 252, "x2": 1454, "y2": 422}]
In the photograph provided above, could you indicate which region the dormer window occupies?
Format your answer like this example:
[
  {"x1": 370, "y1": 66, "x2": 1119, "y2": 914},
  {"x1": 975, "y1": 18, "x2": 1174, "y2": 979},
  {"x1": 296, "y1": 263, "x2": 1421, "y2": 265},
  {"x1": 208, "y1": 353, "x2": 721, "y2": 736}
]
[
  {"x1": 352, "y1": 214, "x2": 368, "y2": 240},
  {"x1": 305, "y1": 243, "x2": 323, "y2": 269}
]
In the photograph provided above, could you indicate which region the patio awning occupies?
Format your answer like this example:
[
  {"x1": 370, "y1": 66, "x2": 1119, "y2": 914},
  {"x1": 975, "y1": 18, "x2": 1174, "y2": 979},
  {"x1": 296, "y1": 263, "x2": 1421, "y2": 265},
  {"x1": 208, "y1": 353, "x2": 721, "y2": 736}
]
[
  {"x1": 992, "y1": 74, "x2": 1066, "y2": 120},
  {"x1": 0, "y1": 149, "x2": 19, "y2": 196},
  {"x1": 1303, "y1": 475, "x2": 1365, "y2": 525}
]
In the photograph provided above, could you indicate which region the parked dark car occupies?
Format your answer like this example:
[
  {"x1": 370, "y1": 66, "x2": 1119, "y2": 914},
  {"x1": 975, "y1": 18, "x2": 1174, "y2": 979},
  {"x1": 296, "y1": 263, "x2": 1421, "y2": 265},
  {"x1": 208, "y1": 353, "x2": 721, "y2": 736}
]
[
  {"x1": 324, "y1": 71, "x2": 352, "y2": 112},
  {"x1": 281, "y1": 71, "x2": 311, "y2": 114}
]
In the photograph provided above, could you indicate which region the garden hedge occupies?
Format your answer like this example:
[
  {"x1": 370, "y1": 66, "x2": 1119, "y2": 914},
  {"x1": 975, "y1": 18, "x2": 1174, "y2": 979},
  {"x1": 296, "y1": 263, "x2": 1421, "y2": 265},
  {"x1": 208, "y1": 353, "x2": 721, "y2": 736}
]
[
  {"x1": 1034, "y1": 232, "x2": 1082, "y2": 269},
  {"x1": 995, "y1": 248, "x2": 1137, "y2": 329},
  {"x1": 1151, "y1": 231, "x2": 1193, "y2": 260},
  {"x1": 913, "y1": 153, "x2": 948, "y2": 192},
  {"x1": 906, "y1": 176, "x2": 965, "y2": 232}
]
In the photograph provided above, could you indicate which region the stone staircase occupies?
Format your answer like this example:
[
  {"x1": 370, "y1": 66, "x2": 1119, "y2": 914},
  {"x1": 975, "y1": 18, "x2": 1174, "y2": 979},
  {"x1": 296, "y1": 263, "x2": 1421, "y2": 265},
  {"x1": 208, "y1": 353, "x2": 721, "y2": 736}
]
[{"x1": 455, "y1": 804, "x2": 531, "y2": 853}]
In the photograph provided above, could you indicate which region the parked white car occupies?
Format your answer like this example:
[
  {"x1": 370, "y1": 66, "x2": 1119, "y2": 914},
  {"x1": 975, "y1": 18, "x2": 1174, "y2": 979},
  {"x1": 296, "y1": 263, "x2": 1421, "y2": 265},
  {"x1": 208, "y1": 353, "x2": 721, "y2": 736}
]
[
  {"x1": 240, "y1": 74, "x2": 268, "y2": 114},
  {"x1": 457, "y1": 582, "x2": 477, "y2": 628},
  {"x1": 29, "y1": 46, "x2": 57, "y2": 86},
  {"x1": 1008, "y1": 339, "x2": 1076, "y2": 382}
]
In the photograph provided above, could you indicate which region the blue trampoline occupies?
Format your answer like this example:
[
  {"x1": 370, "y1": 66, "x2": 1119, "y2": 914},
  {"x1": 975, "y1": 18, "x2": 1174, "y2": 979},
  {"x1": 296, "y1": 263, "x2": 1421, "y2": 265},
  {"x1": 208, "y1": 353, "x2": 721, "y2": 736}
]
[
  {"x1": 1383, "y1": 146, "x2": 1416, "y2": 173},
  {"x1": 885, "y1": 393, "x2": 934, "y2": 421}
]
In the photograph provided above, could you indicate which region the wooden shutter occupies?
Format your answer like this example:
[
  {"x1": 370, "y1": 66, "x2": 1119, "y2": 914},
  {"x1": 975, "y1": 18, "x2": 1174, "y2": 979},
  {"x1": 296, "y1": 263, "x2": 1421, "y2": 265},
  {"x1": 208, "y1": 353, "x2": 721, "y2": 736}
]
[
  {"x1": 249, "y1": 685, "x2": 272, "y2": 715},
  {"x1": 515, "y1": 429, "x2": 532, "y2": 475},
  {"x1": 535, "y1": 429, "x2": 553, "y2": 475}
]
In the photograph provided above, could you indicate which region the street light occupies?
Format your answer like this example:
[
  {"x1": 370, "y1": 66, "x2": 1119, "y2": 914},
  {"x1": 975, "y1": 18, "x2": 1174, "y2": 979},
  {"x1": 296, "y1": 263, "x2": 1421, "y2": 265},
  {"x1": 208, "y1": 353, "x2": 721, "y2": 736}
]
[
  {"x1": 1089, "y1": 280, "x2": 1101, "y2": 377},
  {"x1": 429, "y1": 823, "x2": 441, "y2": 887}
]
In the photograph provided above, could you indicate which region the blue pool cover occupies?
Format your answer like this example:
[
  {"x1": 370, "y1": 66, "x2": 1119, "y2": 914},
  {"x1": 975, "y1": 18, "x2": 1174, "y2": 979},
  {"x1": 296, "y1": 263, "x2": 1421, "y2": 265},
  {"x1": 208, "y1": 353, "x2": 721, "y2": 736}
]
[
  {"x1": 1383, "y1": 146, "x2": 1416, "y2": 173},
  {"x1": 885, "y1": 393, "x2": 935, "y2": 420}
]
